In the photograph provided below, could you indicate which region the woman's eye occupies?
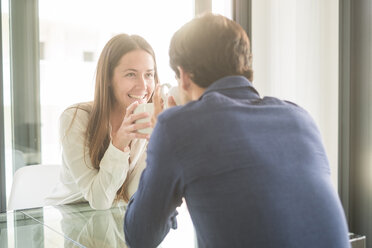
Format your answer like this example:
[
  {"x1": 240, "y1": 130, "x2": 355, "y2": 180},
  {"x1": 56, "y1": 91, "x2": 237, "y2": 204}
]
[
  {"x1": 125, "y1": 72, "x2": 136, "y2": 77},
  {"x1": 146, "y1": 72, "x2": 154, "y2": 79}
]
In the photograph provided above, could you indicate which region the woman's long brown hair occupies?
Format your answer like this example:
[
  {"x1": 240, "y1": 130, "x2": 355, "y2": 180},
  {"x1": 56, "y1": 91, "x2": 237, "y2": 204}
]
[{"x1": 86, "y1": 34, "x2": 159, "y2": 202}]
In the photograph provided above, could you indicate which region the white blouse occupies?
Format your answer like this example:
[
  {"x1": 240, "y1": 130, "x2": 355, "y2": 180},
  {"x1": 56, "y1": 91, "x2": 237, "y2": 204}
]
[{"x1": 45, "y1": 103, "x2": 148, "y2": 210}]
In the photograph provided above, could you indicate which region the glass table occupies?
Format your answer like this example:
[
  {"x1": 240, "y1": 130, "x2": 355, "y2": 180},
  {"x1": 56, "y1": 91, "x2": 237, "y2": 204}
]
[
  {"x1": 2, "y1": 203, "x2": 363, "y2": 248},
  {"x1": 0, "y1": 202, "x2": 196, "y2": 248},
  {"x1": 0, "y1": 209, "x2": 81, "y2": 247}
]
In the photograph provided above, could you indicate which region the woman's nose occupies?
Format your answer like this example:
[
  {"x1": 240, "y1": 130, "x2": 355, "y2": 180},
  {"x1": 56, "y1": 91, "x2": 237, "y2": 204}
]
[{"x1": 137, "y1": 75, "x2": 147, "y2": 89}]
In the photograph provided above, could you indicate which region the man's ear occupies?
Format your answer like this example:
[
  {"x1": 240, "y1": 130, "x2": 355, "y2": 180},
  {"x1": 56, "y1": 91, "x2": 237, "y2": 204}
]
[{"x1": 178, "y1": 66, "x2": 191, "y2": 91}]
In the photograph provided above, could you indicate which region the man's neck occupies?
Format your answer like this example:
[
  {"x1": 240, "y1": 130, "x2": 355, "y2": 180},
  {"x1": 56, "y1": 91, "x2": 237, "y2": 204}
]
[{"x1": 189, "y1": 82, "x2": 206, "y2": 101}]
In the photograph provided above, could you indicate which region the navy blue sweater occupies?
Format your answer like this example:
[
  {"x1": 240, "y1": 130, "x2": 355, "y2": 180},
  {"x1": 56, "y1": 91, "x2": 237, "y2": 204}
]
[{"x1": 124, "y1": 76, "x2": 350, "y2": 248}]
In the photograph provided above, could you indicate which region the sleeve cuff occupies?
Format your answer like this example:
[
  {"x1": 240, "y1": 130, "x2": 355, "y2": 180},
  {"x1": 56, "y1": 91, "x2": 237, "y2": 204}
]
[
  {"x1": 107, "y1": 141, "x2": 130, "y2": 158},
  {"x1": 99, "y1": 142, "x2": 131, "y2": 173}
]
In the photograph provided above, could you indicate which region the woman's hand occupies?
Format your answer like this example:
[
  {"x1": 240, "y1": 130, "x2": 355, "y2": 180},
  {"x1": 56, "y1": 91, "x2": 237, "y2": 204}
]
[
  {"x1": 151, "y1": 84, "x2": 177, "y2": 128},
  {"x1": 112, "y1": 101, "x2": 152, "y2": 151}
]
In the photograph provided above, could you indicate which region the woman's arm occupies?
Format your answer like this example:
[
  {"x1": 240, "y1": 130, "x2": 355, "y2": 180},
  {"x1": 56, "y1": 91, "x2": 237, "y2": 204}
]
[{"x1": 60, "y1": 108, "x2": 131, "y2": 209}]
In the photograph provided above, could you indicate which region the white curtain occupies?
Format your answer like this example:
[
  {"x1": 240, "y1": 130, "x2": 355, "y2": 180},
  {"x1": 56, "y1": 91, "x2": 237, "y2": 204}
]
[{"x1": 252, "y1": 0, "x2": 339, "y2": 188}]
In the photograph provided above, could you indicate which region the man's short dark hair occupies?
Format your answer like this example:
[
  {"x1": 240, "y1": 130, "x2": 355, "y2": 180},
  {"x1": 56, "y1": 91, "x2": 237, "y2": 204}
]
[{"x1": 169, "y1": 13, "x2": 253, "y2": 88}]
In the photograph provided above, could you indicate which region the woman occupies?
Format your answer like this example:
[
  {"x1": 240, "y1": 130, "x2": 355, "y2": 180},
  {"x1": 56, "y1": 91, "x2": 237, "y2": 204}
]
[{"x1": 46, "y1": 34, "x2": 159, "y2": 210}]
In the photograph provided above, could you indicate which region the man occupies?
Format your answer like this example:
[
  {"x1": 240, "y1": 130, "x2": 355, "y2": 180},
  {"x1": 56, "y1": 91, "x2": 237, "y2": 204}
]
[{"x1": 124, "y1": 13, "x2": 350, "y2": 248}]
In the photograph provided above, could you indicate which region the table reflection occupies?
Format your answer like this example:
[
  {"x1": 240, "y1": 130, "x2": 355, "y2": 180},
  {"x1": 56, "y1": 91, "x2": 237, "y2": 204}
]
[
  {"x1": 0, "y1": 210, "x2": 79, "y2": 248},
  {"x1": 21, "y1": 203, "x2": 127, "y2": 248},
  {"x1": 53, "y1": 203, "x2": 195, "y2": 248},
  {"x1": 4, "y1": 201, "x2": 195, "y2": 248},
  {"x1": 57, "y1": 205, "x2": 127, "y2": 248}
]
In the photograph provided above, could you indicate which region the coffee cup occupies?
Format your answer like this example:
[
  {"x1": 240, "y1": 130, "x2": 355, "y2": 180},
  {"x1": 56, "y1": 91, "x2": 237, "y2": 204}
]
[
  {"x1": 133, "y1": 84, "x2": 184, "y2": 134},
  {"x1": 168, "y1": 86, "x2": 182, "y2": 106},
  {"x1": 159, "y1": 84, "x2": 184, "y2": 107},
  {"x1": 133, "y1": 102, "x2": 154, "y2": 134}
]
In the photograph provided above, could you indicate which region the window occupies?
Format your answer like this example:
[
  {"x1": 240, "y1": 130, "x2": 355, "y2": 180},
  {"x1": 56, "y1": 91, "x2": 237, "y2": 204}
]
[
  {"x1": 39, "y1": 42, "x2": 45, "y2": 60},
  {"x1": 212, "y1": 0, "x2": 232, "y2": 18},
  {"x1": 82, "y1": 51, "x2": 94, "y2": 62},
  {"x1": 38, "y1": 0, "x2": 194, "y2": 165}
]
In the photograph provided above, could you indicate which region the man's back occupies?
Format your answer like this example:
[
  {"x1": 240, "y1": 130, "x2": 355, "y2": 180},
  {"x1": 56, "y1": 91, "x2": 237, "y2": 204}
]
[{"x1": 124, "y1": 76, "x2": 350, "y2": 248}]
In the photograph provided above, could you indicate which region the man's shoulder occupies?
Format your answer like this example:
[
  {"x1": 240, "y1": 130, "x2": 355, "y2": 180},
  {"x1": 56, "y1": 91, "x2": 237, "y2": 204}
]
[
  {"x1": 261, "y1": 96, "x2": 311, "y2": 117},
  {"x1": 158, "y1": 101, "x2": 200, "y2": 123}
]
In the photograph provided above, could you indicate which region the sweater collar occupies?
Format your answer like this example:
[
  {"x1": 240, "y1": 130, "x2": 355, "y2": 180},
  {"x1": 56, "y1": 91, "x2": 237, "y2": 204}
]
[{"x1": 201, "y1": 75, "x2": 259, "y2": 98}]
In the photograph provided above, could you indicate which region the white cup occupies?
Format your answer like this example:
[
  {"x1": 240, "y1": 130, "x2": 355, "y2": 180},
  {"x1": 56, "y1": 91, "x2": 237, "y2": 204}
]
[
  {"x1": 160, "y1": 84, "x2": 184, "y2": 107},
  {"x1": 133, "y1": 103, "x2": 154, "y2": 134},
  {"x1": 168, "y1": 86, "x2": 181, "y2": 106},
  {"x1": 133, "y1": 84, "x2": 185, "y2": 134}
]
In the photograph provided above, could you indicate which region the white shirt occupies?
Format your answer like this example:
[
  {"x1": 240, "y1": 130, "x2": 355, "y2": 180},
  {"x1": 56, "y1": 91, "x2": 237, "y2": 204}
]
[{"x1": 45, "y1": 104, "x2": 147, "y2": 210}]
